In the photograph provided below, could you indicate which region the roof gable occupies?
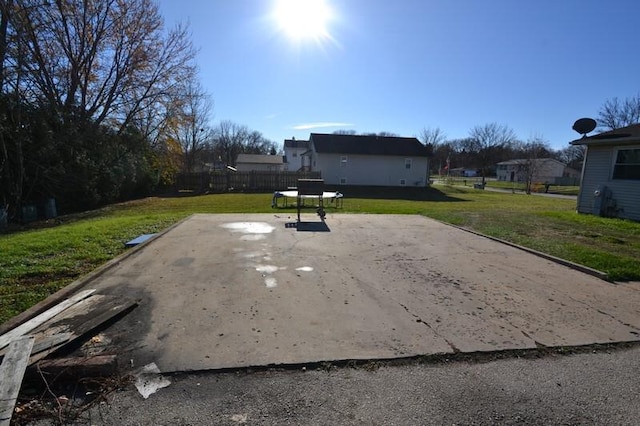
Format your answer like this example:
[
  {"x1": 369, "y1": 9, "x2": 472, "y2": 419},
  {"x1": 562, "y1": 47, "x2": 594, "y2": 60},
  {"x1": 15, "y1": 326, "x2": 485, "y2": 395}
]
[{"x1": 309, "y1": 133, "x2": 429, "y2": 157}]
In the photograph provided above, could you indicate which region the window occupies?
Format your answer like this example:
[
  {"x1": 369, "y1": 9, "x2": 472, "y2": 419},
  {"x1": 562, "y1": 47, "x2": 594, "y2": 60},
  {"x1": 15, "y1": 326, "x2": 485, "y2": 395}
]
[
  {"x1": 340, "y1": 177, "x2": 347, "y2": 184},
  {"x1": 340, "y1": 155, "x2": 348, "y2": 166},
  {"x1": 292, "y1": 152, "x2": 297, "y2": 157},
  {"x1": 400, "y1": 179, "x2": 406, "y2": 185},
  {"x1": 405, "y1": 159, "x2": 412, "y2": 169},
  {"x1": 613, "y1": 148, "x2": 640, "y2": 180}
]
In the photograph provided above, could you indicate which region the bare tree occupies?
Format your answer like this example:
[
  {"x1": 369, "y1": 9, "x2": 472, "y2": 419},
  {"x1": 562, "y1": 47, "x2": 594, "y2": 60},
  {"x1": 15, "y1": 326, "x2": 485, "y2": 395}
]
[
  {"x1": 468, "y1": 123, "x2": 517, "y2": 183},
  {"x1": 211, "y1": 121, "x2": 278, "y2": 166},
  {"x1": 0, "y1": 0, "x2": 201, "y2": 215},
  {"x1": 245, "y1": 130, "x2": 277, "y2": 155},
  {"x1": 419, "y1": 127, "x2": 446, "y2": 170},
  {"x1": 211, "y1": 121, "x2": 249, "y2": 166},
  {"x1": 165, "y1": 79, "x2": 213, "y2": 173},
  {"x1": 513, "y1": 136, "x2": 551, "y2": 194},
  {"x1": 556, "y1": 144, "x2": 585, "y2": 170},
  {"x1": 597, "y1": 94, "x2": 640, "y2": 131},
  {"x1": 0, "y1": 0, "x2": 14, "y2": 93},
  {"x1": 14, "y1": 0, "x2": 196, "y2": 130},
  {"x1": 419, "y1": 126, "x2": 446, "y2": 147}
]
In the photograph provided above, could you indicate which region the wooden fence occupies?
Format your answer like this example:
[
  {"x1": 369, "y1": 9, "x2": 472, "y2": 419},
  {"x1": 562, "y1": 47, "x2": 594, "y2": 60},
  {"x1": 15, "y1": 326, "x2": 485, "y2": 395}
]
[{"x1": 174, "y1": 171, "x2": 322, "y2": 193}]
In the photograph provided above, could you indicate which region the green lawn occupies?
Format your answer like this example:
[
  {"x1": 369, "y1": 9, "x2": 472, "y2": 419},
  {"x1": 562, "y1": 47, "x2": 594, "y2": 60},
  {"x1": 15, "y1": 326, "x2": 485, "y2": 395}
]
[
  {"x1": 435, "y1": 176, "x2": 580, "y2": 196},
  {"x1": 1, "y1": 187, "x2": 639, "y2": 324}
]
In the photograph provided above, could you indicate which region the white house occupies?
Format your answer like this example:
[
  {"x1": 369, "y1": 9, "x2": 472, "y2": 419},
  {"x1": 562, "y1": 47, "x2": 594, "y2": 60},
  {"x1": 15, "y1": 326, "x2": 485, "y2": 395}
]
[
  {"x1": 235, "y1": 154, "x2": 284, "y2": 172},
  {"x1": 496, "y1": 158, "x2": 566, "y2": 183},
  {"x1": 571, "y1": 124, "x2": 640, "y2": 221},
  {"x1": 306, "y1": 133, "x2": 430, "y2": 187},
  {"x1": 283, "y1": 138, "x2": 311, "y2": 171}
]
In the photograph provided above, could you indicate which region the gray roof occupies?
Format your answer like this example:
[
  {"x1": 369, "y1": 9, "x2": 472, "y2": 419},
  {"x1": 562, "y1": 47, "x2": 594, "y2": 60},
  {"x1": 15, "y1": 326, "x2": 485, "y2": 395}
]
[
  {"x1": 236, "y1": 154, "x2": 284, "y2": 164},
  {"x1": 309, "y1": 133, "x2": 429, "y2": 157},
  {"x1": 571, "y1": 123, "x2": 640, "y2": 146},
  {"x1": 284, "y1": 139, "x2": 310, "y2": 149}
]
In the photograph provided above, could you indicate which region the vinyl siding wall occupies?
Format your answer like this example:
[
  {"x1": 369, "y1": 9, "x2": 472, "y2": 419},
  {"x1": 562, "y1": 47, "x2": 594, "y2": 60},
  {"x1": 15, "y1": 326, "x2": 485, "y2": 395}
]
[
  {"x1": 577, "y1": 145, "x2": 640, "y2": 221},
  {"x1": 283, "y1": 147, "x2": 308, "y2": 171},
  {"x1": 314, "y1": 153, "x2": 429, "y2": 186}
]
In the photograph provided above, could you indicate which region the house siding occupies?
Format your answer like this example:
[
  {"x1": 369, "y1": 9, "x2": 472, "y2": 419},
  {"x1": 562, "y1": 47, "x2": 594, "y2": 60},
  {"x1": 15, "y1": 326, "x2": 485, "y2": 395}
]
[
  {"x1": 283, "y1": 146, "x2": 308, "y2": 171},
  {"x1": 315, "y1": 153, "x2": 428, "y2": 186},
  {"x1": 577, "y1": 145, "x2": 640, "y2": 221}
]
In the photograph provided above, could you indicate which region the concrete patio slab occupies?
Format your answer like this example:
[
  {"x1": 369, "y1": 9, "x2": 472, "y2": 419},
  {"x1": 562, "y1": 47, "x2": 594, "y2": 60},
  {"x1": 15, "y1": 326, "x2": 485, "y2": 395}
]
[{"x1": 87, "y1": 214, "x2": 640, "y2": 372}]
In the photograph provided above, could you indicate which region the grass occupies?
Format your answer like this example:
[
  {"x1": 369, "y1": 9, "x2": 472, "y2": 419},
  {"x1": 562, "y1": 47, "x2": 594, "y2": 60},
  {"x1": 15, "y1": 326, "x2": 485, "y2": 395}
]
[
  {"x1": 435, "y1": 176, "x2": 580, "y2": 196},
  {"x1": 1, "y1": 186, "x2": 639, "y2": 324}
]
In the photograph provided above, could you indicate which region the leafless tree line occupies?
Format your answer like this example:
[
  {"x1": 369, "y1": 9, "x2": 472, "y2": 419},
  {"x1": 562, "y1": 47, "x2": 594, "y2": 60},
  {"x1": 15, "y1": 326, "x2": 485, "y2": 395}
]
[
  {"x1": 419, "y1": 124, "x2": 585, "y2": 185},
  {"x1": 0, "y1": 0, "x2": 275, "y2": 217}
]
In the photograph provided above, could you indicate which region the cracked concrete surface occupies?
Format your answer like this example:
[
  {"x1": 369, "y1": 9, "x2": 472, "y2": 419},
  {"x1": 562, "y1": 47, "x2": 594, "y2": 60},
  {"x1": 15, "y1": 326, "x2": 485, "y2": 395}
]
[{"x1": 88, "y1": 214, "x2": 640, "y2": 372}]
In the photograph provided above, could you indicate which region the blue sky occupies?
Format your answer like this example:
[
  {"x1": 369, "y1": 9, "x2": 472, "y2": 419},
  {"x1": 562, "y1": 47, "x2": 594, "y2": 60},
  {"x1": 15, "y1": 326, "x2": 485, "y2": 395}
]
[{"x1": 158, "y1": 0, "x2": 640, "y2": 150}]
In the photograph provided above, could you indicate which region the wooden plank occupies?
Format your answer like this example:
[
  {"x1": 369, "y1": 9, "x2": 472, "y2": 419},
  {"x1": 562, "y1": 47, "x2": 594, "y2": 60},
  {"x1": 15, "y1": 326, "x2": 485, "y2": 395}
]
[
  {"x1": 30, "y1": 333, "x2": 73, "y2": 356},
  {"x1": 0, "y1": 296, "x2": 106, "y2": 359},
  {"x1": 30, "y1": 355, "x2": 118, "y2": 379},
  {"x1": 0, "y1": 289, "x2": 96, "y2": 351},
  {"x1": 27, "y1": 297, "x2": 138, "y2": 365},
  {"x1": 0, "y1": 336, "x2": 35, "y2": 426},
  {"x1": 0, "y1": 294, "x2": 107, "y2": 357}
]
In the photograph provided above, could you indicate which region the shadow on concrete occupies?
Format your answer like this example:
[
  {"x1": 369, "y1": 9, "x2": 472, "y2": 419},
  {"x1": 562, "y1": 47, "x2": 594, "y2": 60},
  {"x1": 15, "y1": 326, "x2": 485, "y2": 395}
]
[{"x1": 285, "y1": 221, "x2": 331, "y2": 232}]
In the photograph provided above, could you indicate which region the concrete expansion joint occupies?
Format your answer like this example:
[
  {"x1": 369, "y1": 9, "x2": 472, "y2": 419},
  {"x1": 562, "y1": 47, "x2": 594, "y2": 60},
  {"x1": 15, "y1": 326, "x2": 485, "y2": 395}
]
[
  {"x1": 564, "y1": 292, "x2": 640, "y2": 332},
  {"x1": 398, "y1": 302, "x2": 460, "y2": 353},
  {"x1": 595, "y1": 309, "x2": 640, "y2": 332}
]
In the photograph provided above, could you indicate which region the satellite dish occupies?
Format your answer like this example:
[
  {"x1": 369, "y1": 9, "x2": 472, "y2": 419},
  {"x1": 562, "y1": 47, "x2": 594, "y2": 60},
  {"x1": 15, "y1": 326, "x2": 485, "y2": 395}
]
[{"x1": 572, "y1": 118, "x2": 597, "y2": 136}]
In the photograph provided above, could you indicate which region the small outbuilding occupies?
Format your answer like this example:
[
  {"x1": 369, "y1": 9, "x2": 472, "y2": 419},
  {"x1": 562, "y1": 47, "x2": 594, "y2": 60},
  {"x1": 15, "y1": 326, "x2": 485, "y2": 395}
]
[
  {"x1": 235, "y1": 154, "x2": 284, "y2": 172},
  {"x1": 571, "y1": 124, "x2": 640, "y2": 221}
]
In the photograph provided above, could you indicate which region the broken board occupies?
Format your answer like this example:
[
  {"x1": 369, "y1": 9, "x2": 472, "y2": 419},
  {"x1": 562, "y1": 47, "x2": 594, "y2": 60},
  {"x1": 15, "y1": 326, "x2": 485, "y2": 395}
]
[
  {"x1": 0, "y1": 289, "x2": 95, "y2": 352},
  {"x1": 26, "y1": 294, "x2": 138, "y2": 364},
  {"x1": 0, "y1": 336, "x2": 34, "y2": 426},
  {"x1": 0, "y1": 295, "x2": 137, "y2": 365}
]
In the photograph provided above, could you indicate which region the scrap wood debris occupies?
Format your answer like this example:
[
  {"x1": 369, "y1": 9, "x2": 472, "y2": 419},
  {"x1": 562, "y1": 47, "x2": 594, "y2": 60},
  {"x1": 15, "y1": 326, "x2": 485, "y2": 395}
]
[{"x1": 0, "y1": 289, "x2": 138, "y2": 425}]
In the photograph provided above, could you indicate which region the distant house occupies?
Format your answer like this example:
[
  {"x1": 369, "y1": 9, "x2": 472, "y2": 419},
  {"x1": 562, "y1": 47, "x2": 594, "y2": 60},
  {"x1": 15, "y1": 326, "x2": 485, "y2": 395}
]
[
  {"x1": 571, "y1": 124, "x2": 640, "y2": 221},
  {"x1": 283, "y1": 138, "x2": 311, "y2": 171},
  {"x1": 235, "y1": 154, "x2": 284, "y2": 172},
  {"x1": 563, "y1": 166, "x2": 582, "y2": 179},
  {"x1": 496, "y1": 158, "x2": 566, "y2": 183},
  {"x1": 449, "y1": 167, "x2": 477, "y2": 177},
  {"x1": 306, "y1": 133, "x2": 430, "y2": 186}
]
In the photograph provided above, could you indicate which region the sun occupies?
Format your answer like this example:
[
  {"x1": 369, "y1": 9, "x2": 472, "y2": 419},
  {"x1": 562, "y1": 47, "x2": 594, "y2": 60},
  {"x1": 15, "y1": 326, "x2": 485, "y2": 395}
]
[{"x1": 273, "y1": 0, "x2": 332, "y2": 41}]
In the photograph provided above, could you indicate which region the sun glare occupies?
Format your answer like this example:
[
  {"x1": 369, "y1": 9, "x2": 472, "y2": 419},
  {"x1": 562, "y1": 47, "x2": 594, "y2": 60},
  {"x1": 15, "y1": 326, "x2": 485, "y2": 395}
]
[{"x1": 274, "y1": 0, "x2": 332, "y2": 41}]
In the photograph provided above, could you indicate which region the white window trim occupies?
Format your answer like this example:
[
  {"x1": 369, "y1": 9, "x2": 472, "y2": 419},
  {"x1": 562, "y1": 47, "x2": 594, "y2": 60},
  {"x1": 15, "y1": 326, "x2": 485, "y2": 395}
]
[
  {"x1": 400, "y1": 179, "x2": 406, "y2": 185},
  {"x1": 612, "y1": 145, "x2": 640, "y2": 180},
  {"x1": 340, "y1": 155, "x2": 348, "y2": 166},
  {"x1": 340, "y1": 177, "x2": 347, "y2": 185},
  {"x1": 405, "y1": 158, "x2": 412, "y2": 169}
]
